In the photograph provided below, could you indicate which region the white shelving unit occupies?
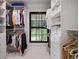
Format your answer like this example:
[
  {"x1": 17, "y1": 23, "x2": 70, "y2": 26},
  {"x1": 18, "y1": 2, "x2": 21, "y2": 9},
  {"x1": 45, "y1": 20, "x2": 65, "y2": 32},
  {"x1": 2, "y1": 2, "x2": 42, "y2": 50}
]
[
  {"x1": 46, "y1": 0, "x2": 61, "y2": 29},
  {"x1": 46, "y1": 0, "x2": 61, "y2": 59},
  {"x1": 0, "y1": 0, "x2": 6, "y2": 59},
  {"x1": 51, "y1": 0, "x2": 60, "y2": 9},
  {"x1": 46, "y1": 0, "x2": 77, "y2": 59},
  {"x1": 46, "y1": 1, "x2": 61, "y2": 26}
]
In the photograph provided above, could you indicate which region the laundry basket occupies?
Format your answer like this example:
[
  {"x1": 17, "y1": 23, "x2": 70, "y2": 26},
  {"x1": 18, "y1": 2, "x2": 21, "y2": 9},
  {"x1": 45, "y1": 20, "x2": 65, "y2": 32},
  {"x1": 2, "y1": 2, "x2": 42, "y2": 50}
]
[{"x1": 70, "y1": 48, "x2": 78, "y2": 59}]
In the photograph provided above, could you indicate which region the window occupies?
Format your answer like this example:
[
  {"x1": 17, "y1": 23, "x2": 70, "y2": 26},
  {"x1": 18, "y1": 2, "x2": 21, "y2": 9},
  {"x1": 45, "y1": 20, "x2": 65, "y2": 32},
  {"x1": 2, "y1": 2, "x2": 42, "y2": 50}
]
[{"x1": 30, "y1": 12, "x2": 48, "y2": 42}]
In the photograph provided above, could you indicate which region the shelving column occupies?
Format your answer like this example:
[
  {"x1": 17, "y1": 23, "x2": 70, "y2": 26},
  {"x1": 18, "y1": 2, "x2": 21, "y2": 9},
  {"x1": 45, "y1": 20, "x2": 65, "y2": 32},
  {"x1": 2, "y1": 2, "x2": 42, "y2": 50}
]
[{"x1": 0, "y1": 0, "x2": 6, "y2": 59}]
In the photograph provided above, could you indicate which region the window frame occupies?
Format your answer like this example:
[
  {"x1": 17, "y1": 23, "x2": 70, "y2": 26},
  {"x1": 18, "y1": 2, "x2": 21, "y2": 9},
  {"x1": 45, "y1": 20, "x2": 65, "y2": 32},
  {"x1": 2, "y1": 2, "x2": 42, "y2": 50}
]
[{"x1": 29, "y1": 12, "x2": 48, "y2": 43}]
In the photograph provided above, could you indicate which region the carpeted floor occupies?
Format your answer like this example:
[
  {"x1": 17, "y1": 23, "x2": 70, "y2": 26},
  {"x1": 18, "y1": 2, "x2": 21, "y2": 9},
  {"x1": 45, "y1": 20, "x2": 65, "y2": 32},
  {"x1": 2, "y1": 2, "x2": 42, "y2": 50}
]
[{"x1": 6, "y1": 43, "x2": 50, "y2": 59}]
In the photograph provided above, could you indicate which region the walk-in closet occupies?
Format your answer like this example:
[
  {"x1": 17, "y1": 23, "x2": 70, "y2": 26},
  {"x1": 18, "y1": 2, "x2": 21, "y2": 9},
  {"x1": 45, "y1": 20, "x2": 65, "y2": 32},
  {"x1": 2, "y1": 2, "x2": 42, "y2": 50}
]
[
  {"x1": 0, "y1": 0, "x2": 78, "y2": 59},
  {"x1": 6, "y1": 1, "x2": 27, "y2": 55}
]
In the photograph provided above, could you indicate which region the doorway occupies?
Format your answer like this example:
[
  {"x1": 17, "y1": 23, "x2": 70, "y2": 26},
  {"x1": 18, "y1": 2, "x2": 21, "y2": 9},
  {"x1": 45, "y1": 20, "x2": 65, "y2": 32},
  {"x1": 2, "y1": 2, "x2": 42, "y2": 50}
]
[{"x1": 30, "y1": 12, "x2": 48, "y2": 43}]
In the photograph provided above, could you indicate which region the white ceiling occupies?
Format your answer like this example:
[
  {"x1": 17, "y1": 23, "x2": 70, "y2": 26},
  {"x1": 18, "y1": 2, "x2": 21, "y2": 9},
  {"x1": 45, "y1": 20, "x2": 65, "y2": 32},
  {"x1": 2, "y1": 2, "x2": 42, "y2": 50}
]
[
  {"x1": 26, "y1": 0, "x2": 51, "y2": 3},
  {"x1": 7, "y1": 0, "x2": 51, "y2": 3}
]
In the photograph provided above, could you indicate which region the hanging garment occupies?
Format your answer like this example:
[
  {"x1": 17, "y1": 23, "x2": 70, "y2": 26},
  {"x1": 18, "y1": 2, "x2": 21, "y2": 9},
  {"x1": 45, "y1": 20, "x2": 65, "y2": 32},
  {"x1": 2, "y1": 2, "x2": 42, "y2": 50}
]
[
  {"x1": 20, "y1": 9, "x2": 24, "y2": 26},
  {"x1": 12, "y1": 10, "x2": 17, "y2": 26},
  {"x1": 11, "y1": 34, "x2": 16, "y2": 48},
  {"x1": 7, "y1": 34, "x2": 12, "y2": 45},
  {"x1": 6, "y1": 34, "x2": 9, "y2": 45},
  {"x1": 21, "y1": 33, "x2": 27, "y2": 54},
  {"x1": 9, "y1": 10, "x2": 13, "y2": 26},
  {"x1": 12, "y1": 16, "x2": 16, "y2": 26},
  {"x1": 15, "y1": 35, "x2": 19, "y2": 48},
  {"x1": 16, "y1": 10, "x2": 20, "y2": 25},
  {"x1": 6, "y1": 34, "x2": 10, "y2": 45}
]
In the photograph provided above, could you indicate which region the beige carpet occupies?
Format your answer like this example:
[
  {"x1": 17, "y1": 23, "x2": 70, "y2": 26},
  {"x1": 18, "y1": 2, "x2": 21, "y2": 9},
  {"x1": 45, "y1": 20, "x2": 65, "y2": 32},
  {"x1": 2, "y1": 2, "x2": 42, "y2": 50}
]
[{"x1": 6, "y1": 43, "x2": 50, "y2": 59}]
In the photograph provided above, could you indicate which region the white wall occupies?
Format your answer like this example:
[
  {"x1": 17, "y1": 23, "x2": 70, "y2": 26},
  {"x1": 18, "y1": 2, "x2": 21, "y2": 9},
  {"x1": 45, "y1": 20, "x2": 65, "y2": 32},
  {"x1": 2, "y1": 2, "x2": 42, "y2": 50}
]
[
  {"x1": 61, "y1": 0, "x2": 78, "y2": 45},
  {"x1": 24, "y1": 2, "x2": 51, "y2": 46},
  {"x1": 59, "y1": 0, "x2": 78, "y2": 59},
  {"x1": 61, "y1": 0, "x2": 78, "y2": 30}
]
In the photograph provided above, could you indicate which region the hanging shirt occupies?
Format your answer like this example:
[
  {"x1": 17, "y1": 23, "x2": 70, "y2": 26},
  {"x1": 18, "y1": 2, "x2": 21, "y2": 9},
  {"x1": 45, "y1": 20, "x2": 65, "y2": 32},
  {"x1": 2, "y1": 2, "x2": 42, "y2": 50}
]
[
  {"x1": 16, "y1": 10, "x2": 20, "y2": 25},
  {"x1": 9, "y1": 10, "x2": 13, "y2": 26},
  {"x1": 12, "y1": 10, "x2": 16, "y2": 26}
]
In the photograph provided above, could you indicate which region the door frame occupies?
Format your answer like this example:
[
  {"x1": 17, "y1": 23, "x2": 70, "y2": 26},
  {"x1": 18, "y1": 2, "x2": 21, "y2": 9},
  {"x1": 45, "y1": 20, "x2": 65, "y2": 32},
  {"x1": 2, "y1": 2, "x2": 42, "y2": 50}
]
[{"x1": 29, "y1": 12, "x2": 48, "y2": 43}]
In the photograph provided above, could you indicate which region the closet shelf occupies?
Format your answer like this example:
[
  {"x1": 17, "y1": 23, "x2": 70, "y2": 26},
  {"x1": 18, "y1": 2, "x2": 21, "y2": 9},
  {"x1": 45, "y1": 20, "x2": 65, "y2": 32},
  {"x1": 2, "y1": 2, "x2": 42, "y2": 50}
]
[
  {"x1": 0, "y1": 22, "x2": 5, "y2": 26},
  {"x1": 0, "y1": 8, "x2": 5, "y2": 16},
  {"x1": 7, "y1": 28, "x2": 24, "y2": 30},
  {"x1": 67, "y1": 29, "x2": 78, "y2": 32},
  {"x1": 0, "y1": 24, "x2": 6, "y2": 27},
  {"x1": 51, "y1": 5, "x2": 61, "y2": 19},
  {"x1": 46, "y1": 5, "x2": 61, "y2": 20},
  {"x1": 52, "y1": 22, "x2": 61, "y2": 26},
  {"x1": 0, "y1": 31, "x2": 5, "y2": 33},
  {"x1": 52, "y1": 11, "x2": 60, "y2": 20},
  {"x1": 51, "y1": 0, "x2": 60, "y2": 11},
  {"x1": 0, "y1": 16, "x2": 5, "y2": 19},
  {"x1": 0, "y1": 17, "x2": 5, "y2": 25},
  {"x1": 0, "y1": 26, "x2": 6, "y2": 33}
]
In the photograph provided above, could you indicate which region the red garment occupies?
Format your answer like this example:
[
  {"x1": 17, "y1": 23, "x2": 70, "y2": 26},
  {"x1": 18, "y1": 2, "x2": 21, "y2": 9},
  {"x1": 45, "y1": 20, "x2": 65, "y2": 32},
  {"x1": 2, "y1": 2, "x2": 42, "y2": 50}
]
[{"x1": 20, "y1": 9, "x2": 24, "y2": 25}]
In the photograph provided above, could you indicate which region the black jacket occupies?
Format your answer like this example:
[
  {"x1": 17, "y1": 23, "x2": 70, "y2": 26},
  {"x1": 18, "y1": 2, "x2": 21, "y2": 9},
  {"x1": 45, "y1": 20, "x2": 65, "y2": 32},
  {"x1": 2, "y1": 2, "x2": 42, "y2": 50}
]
[{"x1": 21, "y1": 33, "x2": 27, "y2": 54}]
